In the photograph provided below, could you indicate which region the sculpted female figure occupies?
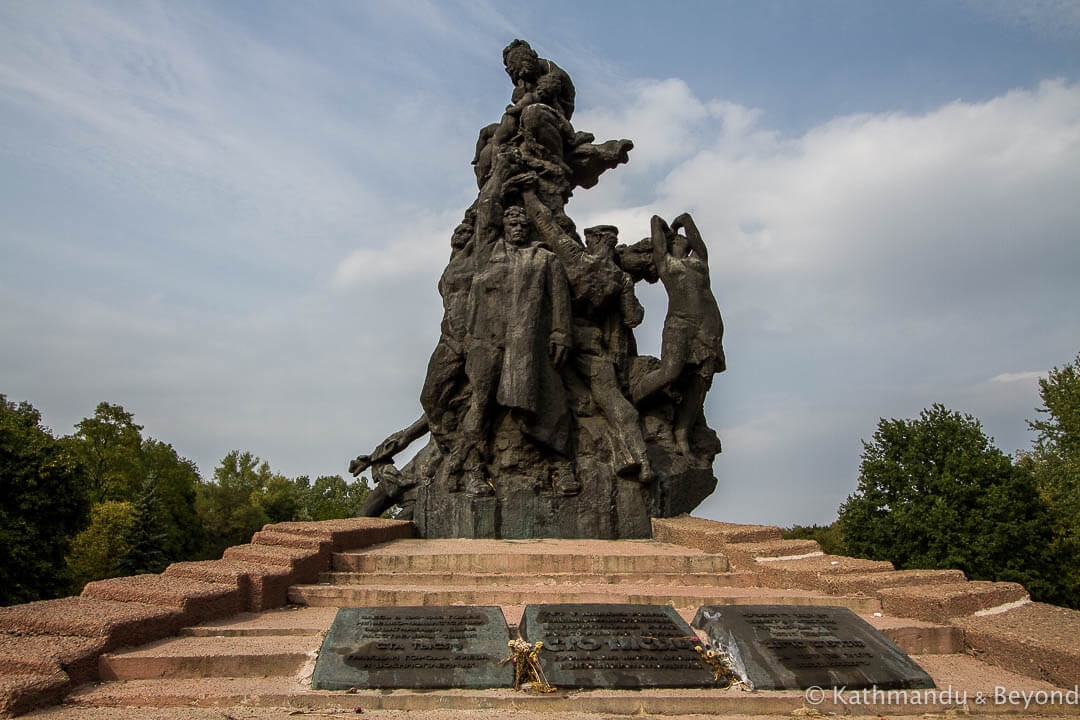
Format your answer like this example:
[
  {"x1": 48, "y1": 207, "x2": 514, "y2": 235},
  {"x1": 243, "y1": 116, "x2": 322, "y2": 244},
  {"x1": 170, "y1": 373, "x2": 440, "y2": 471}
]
[{"x1": 632, "y1": 213, "x2": 725, "y2": 455}]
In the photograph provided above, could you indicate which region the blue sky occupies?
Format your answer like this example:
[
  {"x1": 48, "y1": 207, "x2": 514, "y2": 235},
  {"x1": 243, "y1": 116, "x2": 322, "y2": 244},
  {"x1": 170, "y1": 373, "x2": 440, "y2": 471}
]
[{"x1": 2, "y1": 0, "x2": 1078, "y2": 526}]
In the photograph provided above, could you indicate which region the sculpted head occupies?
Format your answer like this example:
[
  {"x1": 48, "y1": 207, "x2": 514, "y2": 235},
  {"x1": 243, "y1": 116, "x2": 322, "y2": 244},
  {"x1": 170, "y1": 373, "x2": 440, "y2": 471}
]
[
  {"x1": 451, "y1": 211, "x2": 476, "y2": 250},
  {"x1": 584, "y1": 225, "x2": 618, "y2": 258},
  {"x1": 503, "y1": 205, "x2": 530, "y2": 247},
  {"x1": 503, "y1": 39, "x2": 540, "y2": 84}
]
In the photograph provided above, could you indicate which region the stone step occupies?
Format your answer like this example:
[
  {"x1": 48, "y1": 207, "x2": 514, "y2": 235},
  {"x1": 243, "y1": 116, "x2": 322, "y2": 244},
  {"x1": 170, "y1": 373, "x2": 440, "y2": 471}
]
[
  {"x1": 288, "y1": 583, "x2": 882, "y2": 613},
  {"x1": 163, "y1": 559, "x2": 296, "y2": 612},
  {"x1": 178, "y1": 606, "x2": 338, "y2": 638},
  {"x1": 80, "y1": 574, "x2": 244, "y2": 627},
  {"x1": 64, "y1": 653, "x2": 1072, "y2": 715},
  {"x1": 0, "y1": 597, "x2": 183, "y2": 652},
  {"x1": 953, "y1": 600, "x2": 1080, "y2": 689},
  {"x1": 0, "y1": 672, "x2": 69, "y2": 719},
  {"x1": 878, "y1": 581, "x2": 1030, "y2": 623},
  {"x1": 753, "y1": 554, "x2": 895, "y2": 591},
  {"x1": 651, "y1": 516, "x2": 784, "y2": 550},
  {"x1": 334, "y1": 552, "x2": 730, "y2": 573},
  {"x1": 887, "y1": 582, "x2": 1031, "y2": 622},
  {"x1": 333, "y1": 538, "x2": 730, "y2": 574},
  {"x1": 97, "y1": 635, "x2": 319, "y2": 680},
  {"x1": 817, "y1": 568, "x2": 968, "y2": 595},
  {"x1": 865, "y1": 615, "x2": 964, "y2": 655},
  {"x1": 320, "y1": 570, "x2": 759, "y2": 587},
  {"x1": 732, "y1": 538, "x2": 822, "y2": 560},
  {"x1": 0, "y1": 634, "x2": 104, "y2": 685}
]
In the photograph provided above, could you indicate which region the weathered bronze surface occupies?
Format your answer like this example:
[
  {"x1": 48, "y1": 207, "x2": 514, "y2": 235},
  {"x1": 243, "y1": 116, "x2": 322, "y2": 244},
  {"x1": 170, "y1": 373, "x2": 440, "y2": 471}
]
[{"x1": 350, "y1": 39, "x2": 725, "y2": 538}]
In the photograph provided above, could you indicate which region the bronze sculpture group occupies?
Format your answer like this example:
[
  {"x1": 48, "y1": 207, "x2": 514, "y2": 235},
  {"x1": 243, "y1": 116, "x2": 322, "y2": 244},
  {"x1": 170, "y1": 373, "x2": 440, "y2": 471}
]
[{"x1": 349, "y1": 40, "x2": 725, "y2": 538}]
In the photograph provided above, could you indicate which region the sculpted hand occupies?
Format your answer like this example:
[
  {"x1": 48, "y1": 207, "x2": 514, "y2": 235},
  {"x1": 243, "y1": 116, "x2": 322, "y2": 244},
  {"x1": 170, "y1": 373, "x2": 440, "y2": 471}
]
[
  {"x1": 550, "y1": 341, "x2": 568, "y2": 368},
  {"x1": 506, "y1": 171, "x2": 539, "y2": 193}
]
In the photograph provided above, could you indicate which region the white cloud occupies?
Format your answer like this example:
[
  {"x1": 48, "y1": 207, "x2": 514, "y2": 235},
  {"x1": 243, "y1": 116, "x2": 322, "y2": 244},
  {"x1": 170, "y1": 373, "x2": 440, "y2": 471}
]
[
  {"x1": 990, "y1": 371, "x2": 1044, "y2": 384},
  {"x1": 3, "y1": 3, "x2": 1079, "y2": 526}
]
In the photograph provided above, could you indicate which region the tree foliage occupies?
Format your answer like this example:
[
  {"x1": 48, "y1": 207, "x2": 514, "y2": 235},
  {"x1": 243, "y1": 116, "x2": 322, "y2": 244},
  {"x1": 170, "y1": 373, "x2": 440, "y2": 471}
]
[
  {"x1": 1018, "y1": 351, "x2": 1080, "y2": 608},
  {"x1": 3, "y1": 396, "x2": 370, "y2": 604},
  {"x1": 1025, "y1": 352, "x2": 1080, "y2": 525},
  {"x1": 295, "y1": 474, "x2": 371, "y2": 521},
  {"x1": 115, "y1": 475, "x2": 170, "y2": 577},
  {"x1": 839, "y1": 403, "x2": 1067, "y2": 604},
  {"x1": 66, "y1": 500, "x2": 136, "y2": 591},
  {"x1": 65, "y1": 403, "x2": 203, "y2": 560},
  {"x1": 781, "y1": 523, "x2": 847, "y2": 556},
  {"x1": 196, "y1": 450, "x2": 286, "y2": 558},
  {"x1": 0, "y1": 395, "x2": 90, "y2": 605}
]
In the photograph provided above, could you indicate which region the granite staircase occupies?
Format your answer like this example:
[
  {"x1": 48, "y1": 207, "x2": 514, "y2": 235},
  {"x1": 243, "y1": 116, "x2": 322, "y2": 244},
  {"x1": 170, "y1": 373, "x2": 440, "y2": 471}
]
[{"x1": 4, "y1": 516, "x2": 1080, "y2": 718}]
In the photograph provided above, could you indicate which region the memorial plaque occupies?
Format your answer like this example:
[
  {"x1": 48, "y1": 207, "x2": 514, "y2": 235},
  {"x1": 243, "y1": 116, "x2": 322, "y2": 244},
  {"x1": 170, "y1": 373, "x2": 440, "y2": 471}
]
[
  {"x1": 519, "y1": 603, "x2": 715, "y2": 688},
  {"x1": 312, "y1": 606, "x2": 514, "y2": 689},
  {"x1": 692, "y1": 605, "x2": 935, "y2": 690}
]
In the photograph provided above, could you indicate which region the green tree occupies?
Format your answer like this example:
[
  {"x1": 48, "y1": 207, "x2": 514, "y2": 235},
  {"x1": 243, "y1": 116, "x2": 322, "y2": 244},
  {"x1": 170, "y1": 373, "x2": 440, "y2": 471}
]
[
  {"x1": 140, "y1": 439, "x2": 203, "y2": 560},
  {"x1": 66, "y1": 500, "x2": 136, "y2": 592},
  {"x1": 1019, "y1": 352, "x2": 1080, "y2": 608},
  {"x1": 296, "y1": 474, "x2": 370, "y2": 521},
  {"x1": 0, "y1": 395, "x2": 90, "y2": 605},
  {"x1": 838, "y1": 404, "x2": 1065, "y2": 603},
  {"x1": 1025, "y1": 352, "x2": 1080, "y2": 526},
  {"x1": 196, "y1": 450, "x2": 283, "y2": 557},
  {"x1": 66, "y1": 403, "x2": 203, "y2": 562},
  {"x1": 68, "y1": 402, "x2": 143, "y2": 502},
  {"x1": 781, "y1": 523, "x2": 847, "y2": 556},
  {"x1": 115, "y1": 476, "x2": 169, "y2": 576}
]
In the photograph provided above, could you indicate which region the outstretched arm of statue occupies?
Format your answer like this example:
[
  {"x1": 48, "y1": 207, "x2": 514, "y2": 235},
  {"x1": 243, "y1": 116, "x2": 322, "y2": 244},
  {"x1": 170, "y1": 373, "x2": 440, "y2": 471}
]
[
  {"x1": 348, "y1": 415, "x2": 429, "y2": 476},
  {"x1": 520, "y1": 183, "x2": 585, "y2": 264},
  {"x1": 672, "y1": 212, "x2": 707, "y2": 261},
  {"x1": 650, "y1": 215, "x2": 671, "y2": 276}
]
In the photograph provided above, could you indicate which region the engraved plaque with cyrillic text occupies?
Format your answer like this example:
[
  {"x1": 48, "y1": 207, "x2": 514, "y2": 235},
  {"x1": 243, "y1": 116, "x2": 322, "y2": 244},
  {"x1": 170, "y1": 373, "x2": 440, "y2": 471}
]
[
  {"x1": 312, "y1": 606, "x2": 513, "y2": 689},
  {"x1": 692, "y1": 604, "x2": 934, "y2": 690},
  {"x1": 519, "y1": 603, "x2": 715, "y2": 688}
]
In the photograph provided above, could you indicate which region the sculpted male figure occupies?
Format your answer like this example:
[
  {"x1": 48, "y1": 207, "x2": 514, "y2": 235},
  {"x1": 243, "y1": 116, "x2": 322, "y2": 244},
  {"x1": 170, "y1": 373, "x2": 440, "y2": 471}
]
[
  {"x1": 419, "y1": 210, "x2": 476, "y2": 468},
  {"x1": 460, "y1": 204, "x2": 578, "y2": 497},
  {"x1": 632, "y1": 213, "x2": 725, "y2": 456},
  {"x1": 521, "y1": 182, "x2": 654, "y2": 482}
]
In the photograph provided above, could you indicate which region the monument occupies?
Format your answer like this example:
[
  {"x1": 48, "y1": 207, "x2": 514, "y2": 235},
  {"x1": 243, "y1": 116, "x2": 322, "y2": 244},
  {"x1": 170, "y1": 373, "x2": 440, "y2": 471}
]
[{"x1": 349, "y1": 39, "x2": 725, "y2": 539}]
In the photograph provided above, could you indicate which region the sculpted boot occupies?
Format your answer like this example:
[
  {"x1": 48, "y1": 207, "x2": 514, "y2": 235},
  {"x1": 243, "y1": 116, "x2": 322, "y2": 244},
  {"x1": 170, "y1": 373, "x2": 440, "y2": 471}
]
[{"x1": 464, "y1": 466, "x2": 494, "y2": 497}]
